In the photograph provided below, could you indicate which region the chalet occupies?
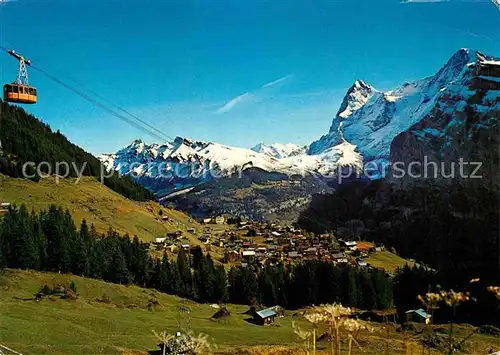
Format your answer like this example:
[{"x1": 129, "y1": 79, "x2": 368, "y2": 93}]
[
  {"x1": 356, "y1": 242, "x2": 374, "y2": 253},
  {"x1": 305, "y1": 247, "x2": 318, "y2": 256},
  {"x1": 242, "y1": 241, "x2": 251, "y2": 249},
  {"x1": 343, "y1": 241, "x2": 357, "y2": 248},
  {"x1": 203, "y1": 218, "x2": 212, "y2": 224},
  {"x1": 271, "y1": 231, "x2": 281, "y2": 237},
  {"x1": 242, "y1": 250, "x2": 256, "y2": 258},
  {"x1": 253, "y1": 308, "x2": 277, "y2": 325},
  {"x1": 167, "y1": 244, "x2": 177, "y2": 253},
  {"x1": 215, "y1": 216, "x2": 226, "y2": 225},
  {"x1": 167, "y1": 231, "x2": 183, "y2": 238},
  {"x1": 405, "y1": 309, "x2": 431, "y2": 324},
  {"x1": 332, "y1": 252, "x2": 346, "y2": 260},
  {"x1": 187, "y1": 228, "x2": 196, "y2": 233},
  {"x1": 181, "y1": 244, "x2": 190, "y2": 250},
  {"x1": 154, "y1": 237, "x2": 167, "y2": 244},
  {"x1": 332, "y1": 252, "x2": 349, "y2": 264},
  {"x1": 288, "y1": 251, "x2": 300, "y2": 259},
  {"x1": 161, "y1": 215, "x2": 169, "y2": 221}
]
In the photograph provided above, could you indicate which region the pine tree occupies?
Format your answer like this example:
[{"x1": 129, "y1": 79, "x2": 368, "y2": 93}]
[
  {"x1": 258, "y1": 268, "x2": 277, "y2": 306},
  {"x1": 72, "y1": 223, "x2": 90, "y2": 276},
  {"x1": 108, "y1": 244, "x2": 132, "y2": 284},
  {"x1": 176, "y1": 248, "x2": 193, "y2": 298},
  {"x1": 345, "y1": 267, "x2": 359, "y2": 308},
  {"x1": 32, "y1": 212, "x2": 47, "y2": 270},
  {"x1": 194, "y1": 253, "x2": 215, "y2": 303},
  {"x1": 212, "y1": 263, "x2": 228, "y2": 304},
  {"x1": 360, "y1": 270, "x2": 377, "y2": 310}
]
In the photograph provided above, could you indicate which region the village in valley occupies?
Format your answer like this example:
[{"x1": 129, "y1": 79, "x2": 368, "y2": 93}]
[{"x1": 150, "y1": 213, "x2": 389, "y2": 272}]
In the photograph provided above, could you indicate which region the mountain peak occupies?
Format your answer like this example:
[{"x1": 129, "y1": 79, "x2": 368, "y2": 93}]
[
  {"x1": 251, "y1": 142, "x2": 307, "y2": 159},
  {"x1": 336, "y1": 79, "x2": 376, "y2": 119}
]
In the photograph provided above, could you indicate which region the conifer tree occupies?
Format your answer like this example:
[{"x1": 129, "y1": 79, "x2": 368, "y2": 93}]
[{"x1": 176, "y1": 248, "x2": 193, "y2": 298}]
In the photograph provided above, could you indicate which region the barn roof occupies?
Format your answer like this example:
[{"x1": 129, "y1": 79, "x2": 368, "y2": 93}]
[{"x1": 256, "y1": 308, "x2": 277, "y2": 319}]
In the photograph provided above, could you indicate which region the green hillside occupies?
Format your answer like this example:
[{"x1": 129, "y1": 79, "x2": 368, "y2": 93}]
[
  {"x1": 0, "y1": 269, "x2": 498, "y2": 355},
  {"x1": 0, "y1": 174, "x2": 200, "y2": 242},
  {"x1": 365, "y1": 251, "x2": 416, "y2": 273},
  {"x1": 0, "y1": 100, "x2": 153, "y2": 201}
]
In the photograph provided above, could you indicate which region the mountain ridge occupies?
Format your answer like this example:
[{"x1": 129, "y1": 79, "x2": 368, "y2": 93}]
[{"x1": 100, "y1": 48, "x2": 499, "y2": 219}]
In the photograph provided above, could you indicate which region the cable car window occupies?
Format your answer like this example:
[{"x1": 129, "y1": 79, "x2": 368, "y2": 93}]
[{"x1": 13, "y1": 86, "x2": 18, "y2": 93}]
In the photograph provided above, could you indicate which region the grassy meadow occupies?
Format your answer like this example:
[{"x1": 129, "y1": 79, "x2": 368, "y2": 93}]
[
  {"x1": 0, "y1": 174, "x2": 201, "y2": 243},
  {"x1": 0, "y1": 269, "x2": 498, "y2": 355}
]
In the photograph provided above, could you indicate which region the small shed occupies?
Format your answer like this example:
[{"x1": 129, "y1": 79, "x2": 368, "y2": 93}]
[
  {"x1": 253, "y1": 308, "x2": 277, "y2": 325},
  {"x1": 405, "y1": 308, "x2": 431, "y2": 324}
]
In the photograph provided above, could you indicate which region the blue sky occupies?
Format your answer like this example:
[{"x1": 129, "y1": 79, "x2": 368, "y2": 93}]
[{"x1": 0, "y1": 0, "x2": 499, "y2": 154}]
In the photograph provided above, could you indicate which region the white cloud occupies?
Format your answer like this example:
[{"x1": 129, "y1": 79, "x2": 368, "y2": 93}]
[
  {"x1": 215, "y1": 92, "x2": 252, "y2": 114},
  {"x1": 215, "y1": 74, "x2": 293, "y2": 114},
  {"x1": 261, "y1": 75, "x2": 293, "y2": 89}
]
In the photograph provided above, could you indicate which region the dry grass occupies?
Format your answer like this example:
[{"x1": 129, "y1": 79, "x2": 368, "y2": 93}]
[
  {"x1": 0, "y1": 269, "x2": 498, "y2": 355},
  {"x1": 0, "y1": 174, "x2": 202, "y2": 243},
  {"x1": 365, "y1": 251, "x2": 415, "y2": 273}
]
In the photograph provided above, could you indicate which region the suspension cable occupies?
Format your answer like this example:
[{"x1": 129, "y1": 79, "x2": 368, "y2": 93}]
[
  {"x1": 1, "y1": 44, "x2": 175, "y2": 144},
  {"x1": 30, "y1": 64, "x2": 171, "y2": 143}
]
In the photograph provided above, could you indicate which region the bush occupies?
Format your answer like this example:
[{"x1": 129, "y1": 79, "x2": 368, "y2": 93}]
[
  {"x1": 69, "y1": 280, "x2": 77, "y2": 294},
  {"x1": 0, "y1": 275, "x2": 9, "y2": 287},
  {"x1": 37, "y1": 283, "x2": 78, "y2": 300}
]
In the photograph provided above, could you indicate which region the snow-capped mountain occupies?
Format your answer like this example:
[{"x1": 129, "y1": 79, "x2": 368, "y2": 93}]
[
  {"x1": 251, "y1": 142, "x2": 307, "y2": 159},
  {"x1": 309, "y1": 48, "x2": 479, "y2": 160},
  {"x1": 100, "y1": 48, "x2": 499, "y2": 217},
  {"x1": 100, "y1": 136, "x2": 361, "y2": 198}
]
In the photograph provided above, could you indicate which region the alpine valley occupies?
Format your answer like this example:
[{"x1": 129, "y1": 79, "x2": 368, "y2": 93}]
[{"x1": 100, "y1": 48, "x2": 500, "y2": 221}]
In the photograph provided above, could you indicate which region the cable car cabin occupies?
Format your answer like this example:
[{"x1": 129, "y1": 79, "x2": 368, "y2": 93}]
[{"x1": 3, "y1": 84, "x2": 37, "y2": 104}]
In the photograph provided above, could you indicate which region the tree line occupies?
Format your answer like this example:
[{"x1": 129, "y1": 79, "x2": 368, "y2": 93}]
[
  {"x1": 0, "y1": 204, "x2": 393, "y2": 310},
  {"x1": 0, "y1": 100, "x2": 153, "y2": 201}
]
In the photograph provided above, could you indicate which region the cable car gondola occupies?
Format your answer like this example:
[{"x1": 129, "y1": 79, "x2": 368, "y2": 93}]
[{"x1": 2, "y1": 49, "x2": 37, "y2": 104}]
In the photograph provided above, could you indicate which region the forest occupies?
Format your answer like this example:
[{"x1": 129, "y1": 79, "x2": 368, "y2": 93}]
[
  {"x1": 0, "y1": 204, "x2": 394, "y2": 311},
  {"x1": 0, "y1": 100, "x2": 154, "y2": 201},
  {"x1": 298, "y1": 179, "x2": 499, "y2": 326}
]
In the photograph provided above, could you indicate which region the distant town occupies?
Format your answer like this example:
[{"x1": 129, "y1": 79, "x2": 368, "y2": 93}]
[{"x1": 150, "y1": 214, "x2": 387, "y2": 271}]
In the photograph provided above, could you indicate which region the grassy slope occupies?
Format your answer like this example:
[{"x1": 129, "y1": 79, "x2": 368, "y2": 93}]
[
  {"x1": 0, "y1": 174, "x2": 201, "y2": 243},
  {"x1": 0, "y1": 270, "x2": 498, "y2": 355},
  {"x1": 365, "y1": 251, "x2": 416, "y2": 273}
]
